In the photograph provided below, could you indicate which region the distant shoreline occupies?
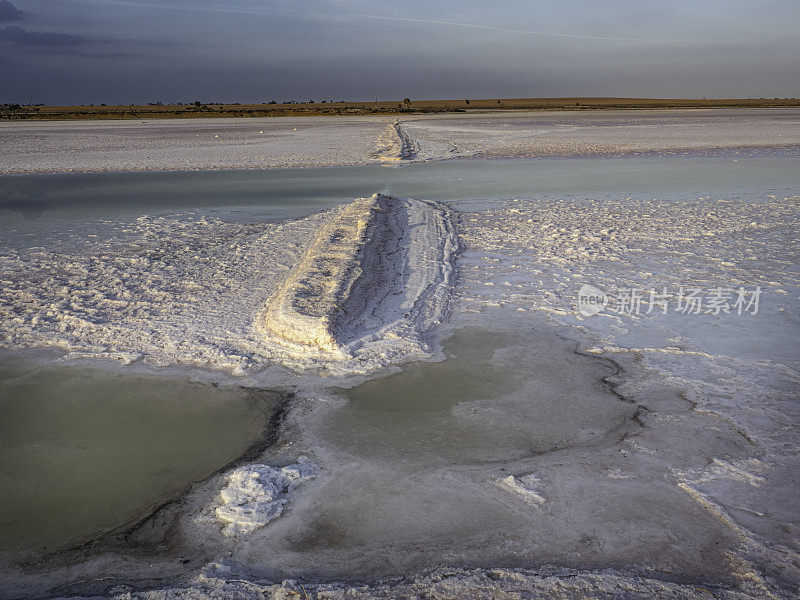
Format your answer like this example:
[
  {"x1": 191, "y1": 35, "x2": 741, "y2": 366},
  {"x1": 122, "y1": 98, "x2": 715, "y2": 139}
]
[{"x1": 3, "y1": 97, "x2": 799, "y2": 121}]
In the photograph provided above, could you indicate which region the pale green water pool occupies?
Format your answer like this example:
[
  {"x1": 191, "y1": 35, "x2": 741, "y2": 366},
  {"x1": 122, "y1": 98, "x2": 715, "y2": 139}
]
[{"x1": 0, "y1": 355, "x2": 279, "y2": 554}]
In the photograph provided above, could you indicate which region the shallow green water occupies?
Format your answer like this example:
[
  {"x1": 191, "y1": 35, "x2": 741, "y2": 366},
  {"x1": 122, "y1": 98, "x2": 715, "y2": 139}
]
[
  {"x1": 325, "y1": 327, "x2": 635, "y2": 466},
  {"x1": 0, "y1": 357, "x2": 277, "y2": 553}
]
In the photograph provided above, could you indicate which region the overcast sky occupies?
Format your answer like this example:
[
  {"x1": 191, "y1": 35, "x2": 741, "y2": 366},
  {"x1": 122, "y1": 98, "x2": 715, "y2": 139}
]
[{"x1": 1, "y1": 0, "x2": 798, "y2": 104}]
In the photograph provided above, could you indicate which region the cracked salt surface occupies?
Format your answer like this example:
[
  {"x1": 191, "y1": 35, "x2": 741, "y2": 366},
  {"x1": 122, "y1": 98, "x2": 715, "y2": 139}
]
[{"x1": 455, "y1": 190, "x2": 800, "y2": 595}]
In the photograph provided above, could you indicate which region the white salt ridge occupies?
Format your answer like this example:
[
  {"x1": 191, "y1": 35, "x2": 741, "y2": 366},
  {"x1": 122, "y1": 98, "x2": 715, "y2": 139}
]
[
  {"x1": 368, "y1": 119, "x2": 418, "y2": 162},
  {"x1": 257, "y1": 196, "x2": 378, "y2": 357},
  {"x1": 679, "y1": 459, "x2": 767, "y2": 487},
  {"x1": 257, "y1": 193, "x2": 459, "y2": 374},
  {"x1": 215, "y1": 457, "x2": 316, "y2": 536}
]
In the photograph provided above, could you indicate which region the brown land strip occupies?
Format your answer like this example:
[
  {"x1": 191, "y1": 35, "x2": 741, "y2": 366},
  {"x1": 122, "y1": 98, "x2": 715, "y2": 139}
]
[{"x1": 2, "y1": 97, "x2": 799, "y2": 121}]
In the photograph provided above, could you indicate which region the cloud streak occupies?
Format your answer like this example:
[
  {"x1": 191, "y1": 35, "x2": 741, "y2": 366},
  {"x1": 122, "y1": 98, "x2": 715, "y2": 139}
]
[
  {"x1": 73, "y1": 1, "x2": 683, "y2": 44},
  {"x1": 349, "y1": 13, "x2": 680, "y2": 43},
  {"x1": 0, "y1": 25, "x2": 88, "y2": 47}
]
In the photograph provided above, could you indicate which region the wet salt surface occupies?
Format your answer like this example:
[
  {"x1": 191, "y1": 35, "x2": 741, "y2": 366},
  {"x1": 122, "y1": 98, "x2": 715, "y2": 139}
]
[
  {"x1": 325, "y1": 327, "x2": 634, "y2": 464},
  {"x1": 0, "y1": 150, "x2": 798, "y2": 599},
  {"x1": 454, "y1": 188, "x2": 800, "y2": 592},
  {"x1": 252, "y1": 323, "x2": 696, "y2": 579}
]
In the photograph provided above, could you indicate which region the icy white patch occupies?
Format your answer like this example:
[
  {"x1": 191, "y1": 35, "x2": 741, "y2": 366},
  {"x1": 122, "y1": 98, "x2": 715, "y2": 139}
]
[
  {"x1": 215, "y1": 457, "x2": 316, "y2": 536},
  {"x1": 496, "y1": 474, "x2": 545, "y2": 505},
  {"x1": 603, "y1": 467, "x2": 636, "y2": 480}
]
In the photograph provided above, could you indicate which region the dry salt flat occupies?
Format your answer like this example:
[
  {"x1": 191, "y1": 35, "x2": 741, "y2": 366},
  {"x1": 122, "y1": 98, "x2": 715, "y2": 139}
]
[{"x1": 1, "y1": 108, "x2": 799, "y2": 173}]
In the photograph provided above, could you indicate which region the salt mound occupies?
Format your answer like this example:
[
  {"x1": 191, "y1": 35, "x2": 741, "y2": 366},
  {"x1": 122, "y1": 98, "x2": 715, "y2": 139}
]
[
  {"x1": 215, "y1": 457, "x2": 316, "y2": 536},
  {"x1": 255, "y1": 193, "x2": 458, "y2": 371}
]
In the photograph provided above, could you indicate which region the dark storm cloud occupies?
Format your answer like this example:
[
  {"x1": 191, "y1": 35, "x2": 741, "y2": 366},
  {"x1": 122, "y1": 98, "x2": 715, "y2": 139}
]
[
  {"x1": 0, "y1": 1, "x2": 94, "y2": 53},
  {"x1": 0, "y1": 1, "x2": 22, "y2": 21},
  {"x1": 0, "y1": 24, "x2": 87, "y2": 47},
  {"x1": 2, "y1": 0, "x2": 799, "y2": 104}
]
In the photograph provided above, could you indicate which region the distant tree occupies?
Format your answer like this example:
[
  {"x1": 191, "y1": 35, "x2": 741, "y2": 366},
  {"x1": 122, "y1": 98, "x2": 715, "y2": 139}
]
[
  {"x1": 194, "y1": 100, "x2": 201, "y2": 107},
  {"x1": 268, "y1": 100, "x2": 277, "y2": 104},
  {"x1": 403, "y1": 98, "x2": 411, "y2": 105},
  {"x1": 497, "y1": 99, "x2": 501, "y2": 105},
  {"x1": 465, "y1": 99, "x2": 470, "y2": 105}
]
